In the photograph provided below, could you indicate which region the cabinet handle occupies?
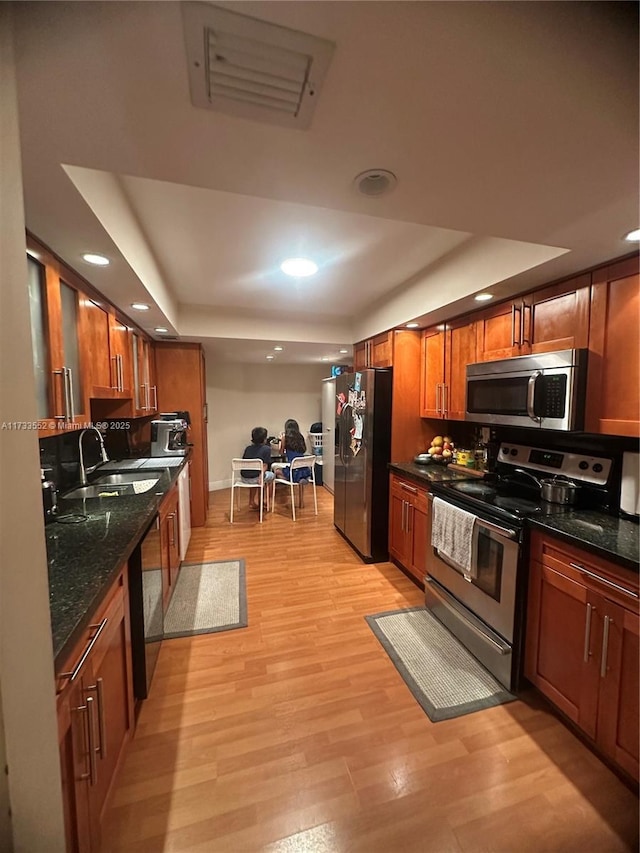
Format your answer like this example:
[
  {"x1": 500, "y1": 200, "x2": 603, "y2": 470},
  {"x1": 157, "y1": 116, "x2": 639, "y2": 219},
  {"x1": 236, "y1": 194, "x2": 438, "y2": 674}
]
[
  {"x1": 407, "y1": 505, "x2": 413, "y2": 534},
  {"x1": 118, "y1": 354, "x2": 124, "y2": 391},
  {"x1": 79, "y1": 695, "x2": 98, "y2": 786},
  {"x1": 168, "y1": 512, "x2": 176, "y2": 546},
  {"x1": 87, "y1": 677, "x2": 107, "y2": 759},
  {"x1": 600, "y1": 615, "x2": 612, "y2": 678},
  {"x1": 152, "y1": 385, "x2": 157, "y2": 410},
  {"x1": 400, "y1": 483, "x2": 418, "y2": 494},
  {"x1": 52, "y1": 369, "x2": 66, "y2": 420},
  {"x1": 59, "y1": 619, "x2": 108, "y2": 685},
  {"x1": 511, "y1": 303, "x2": 522, "y2": 346},
  {"x1": 569, "y1": 563, "x2": 639, "y2": 600},
  {"x1": 400, "y1": 500, "x2": 405, "y2": 533},
  {"x1": 522, "y1": 303, "x2": 531, "y2": 344},
  {"x1": 435, "y1": 383, "x2": 441, "y2": 414},
  {"x1": 110, "y1": 356, "x2": 119, "y2": 390},
  {"x1": 442, "y1": 383, "x2": 448, "y2": 416},
  {"x1": 583, "y1": 603, "x2": 594, "y2": 663},
  {"x1": 66, "y1": 367, "x2": 76, "y2": 420}
]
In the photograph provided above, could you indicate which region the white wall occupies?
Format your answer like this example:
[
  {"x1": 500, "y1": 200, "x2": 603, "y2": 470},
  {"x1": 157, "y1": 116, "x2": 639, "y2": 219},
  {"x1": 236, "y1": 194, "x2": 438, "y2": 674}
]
[
  {"x1": 206, "y1": 362, "x2": 329, "y2": 489},
  {"x1": 0, "y1": 10, "x2": 66, "y2": 851}
]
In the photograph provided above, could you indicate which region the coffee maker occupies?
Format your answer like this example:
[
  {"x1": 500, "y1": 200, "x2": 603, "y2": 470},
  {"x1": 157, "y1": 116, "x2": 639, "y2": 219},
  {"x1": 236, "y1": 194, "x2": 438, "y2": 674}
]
[{"x1": 150, "y1": 412, "x2": 190, "y2": 457}]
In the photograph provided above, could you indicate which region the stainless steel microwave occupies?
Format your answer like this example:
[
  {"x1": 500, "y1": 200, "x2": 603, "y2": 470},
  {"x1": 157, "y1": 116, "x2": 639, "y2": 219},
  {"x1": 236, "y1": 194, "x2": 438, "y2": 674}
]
[{"x1": 466, "y1": 349, "x2": 588, "y2": 430}]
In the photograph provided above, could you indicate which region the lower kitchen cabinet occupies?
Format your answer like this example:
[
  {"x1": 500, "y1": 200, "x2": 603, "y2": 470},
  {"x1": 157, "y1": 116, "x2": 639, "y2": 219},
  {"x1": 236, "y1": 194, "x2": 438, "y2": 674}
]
[
  {"x1": 160, "y1": 484, "x2": 181, "y2": 610},
  {"x1": 525, "y1": 531, "x2": 639, "y2": 782},
  {"x1": 389, "y1": 473, "x2": 429, "y2": 585},
  {"x1": 57, "y1": 565, "x2": 134, "y2": 851}
]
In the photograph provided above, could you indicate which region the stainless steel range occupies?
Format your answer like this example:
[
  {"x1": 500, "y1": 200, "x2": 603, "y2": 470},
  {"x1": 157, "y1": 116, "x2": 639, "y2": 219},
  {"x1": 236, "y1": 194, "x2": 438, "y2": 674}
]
[{"x1": 426, "y1": 443, "x2": 613, "y2": 691}]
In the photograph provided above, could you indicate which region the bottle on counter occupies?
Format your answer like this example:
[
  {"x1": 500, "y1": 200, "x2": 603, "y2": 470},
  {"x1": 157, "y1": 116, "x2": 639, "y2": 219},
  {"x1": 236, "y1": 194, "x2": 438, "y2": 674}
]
[{"x1": 474, "y1": 435, "x2": 488, "y2": 472}]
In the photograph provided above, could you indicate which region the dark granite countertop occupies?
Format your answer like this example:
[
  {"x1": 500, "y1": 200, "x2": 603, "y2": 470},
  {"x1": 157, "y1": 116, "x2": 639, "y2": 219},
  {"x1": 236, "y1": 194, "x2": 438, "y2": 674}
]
[
  {"x1": 528, "y1": 512, "x2": 639, "y2": 572},
  {"x1": 389, "y1": 460, "x2": 478, "y2": 486},
  {"x1": 390, "y1": 460, "x2": 639, "y2": 572},
  {"x1": 47, "y1": 459, "x2": 187, "y2": 672}
]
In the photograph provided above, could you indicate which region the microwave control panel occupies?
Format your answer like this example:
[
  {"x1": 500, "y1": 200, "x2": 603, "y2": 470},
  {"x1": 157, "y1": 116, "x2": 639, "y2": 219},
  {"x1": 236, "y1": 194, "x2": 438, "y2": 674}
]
[{"x1": 498, "y1": 443, "x2": 612, "y2": 486}]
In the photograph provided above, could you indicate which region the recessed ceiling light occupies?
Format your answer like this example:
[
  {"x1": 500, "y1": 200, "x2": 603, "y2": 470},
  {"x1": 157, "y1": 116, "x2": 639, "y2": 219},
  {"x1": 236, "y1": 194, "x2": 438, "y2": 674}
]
[
  {"x1": 154, "y1": 327, "x2": 169, "y2": 333},
  {"x1": 339, "y1": 349, "x2": 348, "y2": 354},
  {"x1": 405, "y1": 322, "x2": 419, "y2": 329},
  {"x1": 280, "y1": 257, "x2": 318, "y2": 277},
  {"x1": 474, "y1": 293, "x2": 493, "y2": 302},
  {"x1": 624, "y1": 228, "x2": 640, "y2": 242},
  {"x1": 82, "y1": 253, "x2": 110, "y2": 266},
  {"x1": 321, "y1": 357, "x2": 329, "y2": 361},
  {"x1": 353, "y1": 169, "x2": 397, "y2": 197},
  {"x1": 131, "y1": 302, "x2": 150, "y2": 311},
  {"x1": 274, "y1": 346, "x2": 283, "y2": 351},
  {"x1": 266, "y1": 355, "x2": 275, "y2": 360}
]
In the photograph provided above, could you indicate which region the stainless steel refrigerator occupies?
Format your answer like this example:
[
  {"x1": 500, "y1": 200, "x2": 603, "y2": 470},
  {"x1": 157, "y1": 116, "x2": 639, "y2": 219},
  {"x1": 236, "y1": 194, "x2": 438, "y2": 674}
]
[{"x1": 334, "y1": 369, "x2": 392, "y2": 562}]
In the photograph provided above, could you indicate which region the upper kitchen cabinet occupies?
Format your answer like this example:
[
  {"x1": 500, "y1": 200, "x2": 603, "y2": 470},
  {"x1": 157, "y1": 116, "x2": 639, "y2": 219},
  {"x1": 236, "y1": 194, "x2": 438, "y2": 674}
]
[
  {"x1": 83, "y1": 299, "x2": 133, "y2": 401},
  {"x1": 26, "y1": 241, "x2": 90, "y2": 436},
  {"x1": 420, "y1": 317, "x2": 476, "y2": 420},
  {"x1": 354, "y1": 331, "x2": 393, "y2": 369},
  {"x1": 154, "y1": 343, "x2": 209, "y2": 527},
  {"x1": 475, "y1": 274, "x2": 591, "y2": 362},
  {"x1": 131, "y1": 332, "x2": 157, "y2": 417},
  {"x1": 586, "y1": 255, "x2": 640, "y2": 437}
]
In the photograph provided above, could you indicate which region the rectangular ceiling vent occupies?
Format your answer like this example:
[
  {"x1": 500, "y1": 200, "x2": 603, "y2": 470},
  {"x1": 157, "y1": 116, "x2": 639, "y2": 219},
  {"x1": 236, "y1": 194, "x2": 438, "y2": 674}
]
[{"x1": 182, "y1": 3, "x2": 334, "y2": 130}]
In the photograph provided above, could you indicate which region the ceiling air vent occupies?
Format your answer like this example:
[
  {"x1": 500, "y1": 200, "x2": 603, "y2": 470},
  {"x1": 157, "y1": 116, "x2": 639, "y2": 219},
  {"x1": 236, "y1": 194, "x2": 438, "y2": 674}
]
[{"x1": 182, "y1": 3, "x2": 334, "y2": 130}]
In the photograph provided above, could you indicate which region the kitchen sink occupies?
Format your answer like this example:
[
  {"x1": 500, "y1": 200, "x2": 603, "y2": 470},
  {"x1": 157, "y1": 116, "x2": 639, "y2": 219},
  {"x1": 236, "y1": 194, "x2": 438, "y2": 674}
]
[
  {"x1": 94, "y1": 472, "x2": 162, "y2": 485},
  {"x1": 62, "y1": 474, "x2": 160, "y2": 500}
]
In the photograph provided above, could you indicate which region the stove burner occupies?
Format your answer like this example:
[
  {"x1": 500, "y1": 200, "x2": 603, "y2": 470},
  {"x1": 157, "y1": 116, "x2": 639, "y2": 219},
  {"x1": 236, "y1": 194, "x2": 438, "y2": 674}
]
[
  {"x1": 493, "y1": 495, "x2": 541, "y2": 516},
  {"x1": 452, "y1": 481, "x2": 497, "y2": 497}
]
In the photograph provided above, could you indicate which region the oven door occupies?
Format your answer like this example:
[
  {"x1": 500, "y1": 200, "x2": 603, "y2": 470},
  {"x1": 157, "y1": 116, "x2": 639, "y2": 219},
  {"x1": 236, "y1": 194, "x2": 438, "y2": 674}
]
[{"x1": 426, "y1": 496, "x2": 520, "y2": 642}]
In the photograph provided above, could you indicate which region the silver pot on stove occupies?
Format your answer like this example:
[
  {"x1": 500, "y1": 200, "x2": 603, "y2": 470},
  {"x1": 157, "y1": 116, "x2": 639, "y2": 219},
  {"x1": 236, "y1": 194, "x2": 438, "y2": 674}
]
[{"x1": 513, "y1": 469, "x2": 581, "y2": 505}]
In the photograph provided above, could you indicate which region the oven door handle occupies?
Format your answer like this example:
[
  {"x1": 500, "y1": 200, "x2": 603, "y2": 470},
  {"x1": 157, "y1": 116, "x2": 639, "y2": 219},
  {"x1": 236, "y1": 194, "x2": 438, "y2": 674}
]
[
  {"x1": 527, "y1": 371, "x2": 543, "y2": 423},
  {"x1": 428, "y1": 494, "x2": 518, "y2": 541}
]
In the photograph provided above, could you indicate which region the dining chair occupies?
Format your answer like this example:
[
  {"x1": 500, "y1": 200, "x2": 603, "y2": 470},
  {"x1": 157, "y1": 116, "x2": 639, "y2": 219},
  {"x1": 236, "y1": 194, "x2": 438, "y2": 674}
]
[
  {"x1": 230, "y1": 458, "x2": 268, "y2": 523},
  {"x1": 271, "y1": 455, "x2": 318, "y2": 521}
]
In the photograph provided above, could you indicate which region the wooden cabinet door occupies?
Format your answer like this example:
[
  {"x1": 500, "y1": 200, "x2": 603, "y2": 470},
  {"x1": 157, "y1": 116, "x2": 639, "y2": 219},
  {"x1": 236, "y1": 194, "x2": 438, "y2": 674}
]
[
  {"x1": 28, "y1": 238, "x2": 92, "y2": 433},
  {"x1": 525, "y1": 274, "x2": 590, "y2": 354},
  {"x1": 525, "y1": 560, "x2": 599, "y2": 737},
  {"x1": 59, "y1": 672, "x2": 94, "y2": 853},
  {"x1": 389, "y1": 490, "x2": 410, "y2": 566},
  {"x1": 353, "y1": 341, "x2": 368, "y2": 370},
  {"x1": 370, "y1": 332, "x2": 393, "y2": 367},
  {"x1": 409, "y1": 503, "x2": 428, "y2": 585},
  {"x1": 155, "y1": 343, "x2": 209, "y2": 526},
  {"x1": 160, "y1": 488, "x2": 180, "y2": 607},
  {"x1": 85, "y1": 576, "x2": 134, "y2": 836},
  {"x1": 596, "y1": 599, "x2": 639, "y2": 781},
  {"x1": 445, "y1": 318, "x2": 476, "y2": 420},
  {"x1": 82, "y1": 298, "x2": 114, "y2": 397},
  {"x1": 586, "y1": 256, "x2": 640, "y2": 436},
  {"x1": 420, "y1": 328, "x2": 445, "y2": 418},
  {"x1": 108, "y1": 314, "x2": 132, "y2": 398},
  {"x1": 475, "y1": 299, "x2": 522, "y2": 361}
]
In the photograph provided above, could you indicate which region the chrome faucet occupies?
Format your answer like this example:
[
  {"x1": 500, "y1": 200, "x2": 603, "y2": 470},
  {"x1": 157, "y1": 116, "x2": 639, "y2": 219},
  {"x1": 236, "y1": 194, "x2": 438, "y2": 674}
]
[{"x1": 78, "y1": 427, "x2": 109, "y2": 486}]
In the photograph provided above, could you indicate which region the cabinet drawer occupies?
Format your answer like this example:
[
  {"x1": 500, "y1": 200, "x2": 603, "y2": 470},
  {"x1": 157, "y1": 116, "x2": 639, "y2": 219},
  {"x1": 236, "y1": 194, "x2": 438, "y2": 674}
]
[
  {"x1": 530, "y1": 531, "x2": 639, "y2": 611},
  {"x1": 390, "y1": 474, "x2": 428, "y2": 509}
]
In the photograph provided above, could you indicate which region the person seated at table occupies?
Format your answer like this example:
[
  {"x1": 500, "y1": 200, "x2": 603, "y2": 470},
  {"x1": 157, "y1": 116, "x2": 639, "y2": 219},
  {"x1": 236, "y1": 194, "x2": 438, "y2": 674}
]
[
  {"x1": 275, "y1": 425, "x2": 311, "y2": 482},
  {"x1": 242, "y1": 426, "x2": 275, "y2": 509},
  {"x1": 277, "y1": 418, "x2": 305, "y2": 456}
]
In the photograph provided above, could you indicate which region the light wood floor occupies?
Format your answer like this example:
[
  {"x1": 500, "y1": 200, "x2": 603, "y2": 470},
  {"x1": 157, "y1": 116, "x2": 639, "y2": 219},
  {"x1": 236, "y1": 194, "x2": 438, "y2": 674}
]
[{"x1": 102, "y1": 487, "x2": 639, "y2": 852}]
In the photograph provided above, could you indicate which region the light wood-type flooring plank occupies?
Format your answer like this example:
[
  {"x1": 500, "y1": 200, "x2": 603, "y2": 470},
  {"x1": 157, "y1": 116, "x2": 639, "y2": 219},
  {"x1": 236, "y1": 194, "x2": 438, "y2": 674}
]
[{"x1": 102, "y1": 487, "x2": 639, "y2": 852}]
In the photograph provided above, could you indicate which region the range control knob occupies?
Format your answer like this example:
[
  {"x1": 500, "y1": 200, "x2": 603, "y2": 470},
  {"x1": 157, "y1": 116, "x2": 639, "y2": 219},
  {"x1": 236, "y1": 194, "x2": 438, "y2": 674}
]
[
  {"x1": 510, "y1": 448, "x2": 518, "y2": 456},
  {"x1": 593, "y1": 463, "x2": 603, "y2": 473},
  {"x1": 502, "y1": 447, "x2": 509, "y2": 455},
  {"x1": 578, "y1": 461, "x2": 589, "y2": 470}
]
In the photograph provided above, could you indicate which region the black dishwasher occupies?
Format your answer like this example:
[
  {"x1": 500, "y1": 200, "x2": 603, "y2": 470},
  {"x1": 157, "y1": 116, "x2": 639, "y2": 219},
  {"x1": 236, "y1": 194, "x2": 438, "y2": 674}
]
[{"x1": 128, "y1": 514, "x2": 164, "y2": 700}]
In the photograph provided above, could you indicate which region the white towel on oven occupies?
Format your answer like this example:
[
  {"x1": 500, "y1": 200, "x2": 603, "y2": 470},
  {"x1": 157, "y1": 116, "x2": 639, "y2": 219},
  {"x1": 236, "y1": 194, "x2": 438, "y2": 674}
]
[{"x1": 431, "y1": 497, "x2": 478, "y2": 577}]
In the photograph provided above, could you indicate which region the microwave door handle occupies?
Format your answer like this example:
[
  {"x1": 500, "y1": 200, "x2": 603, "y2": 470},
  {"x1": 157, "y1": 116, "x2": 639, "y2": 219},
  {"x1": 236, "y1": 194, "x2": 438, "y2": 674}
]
[{"x1": 527, "y1": 371, "x2": 542, "y2": 423}]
